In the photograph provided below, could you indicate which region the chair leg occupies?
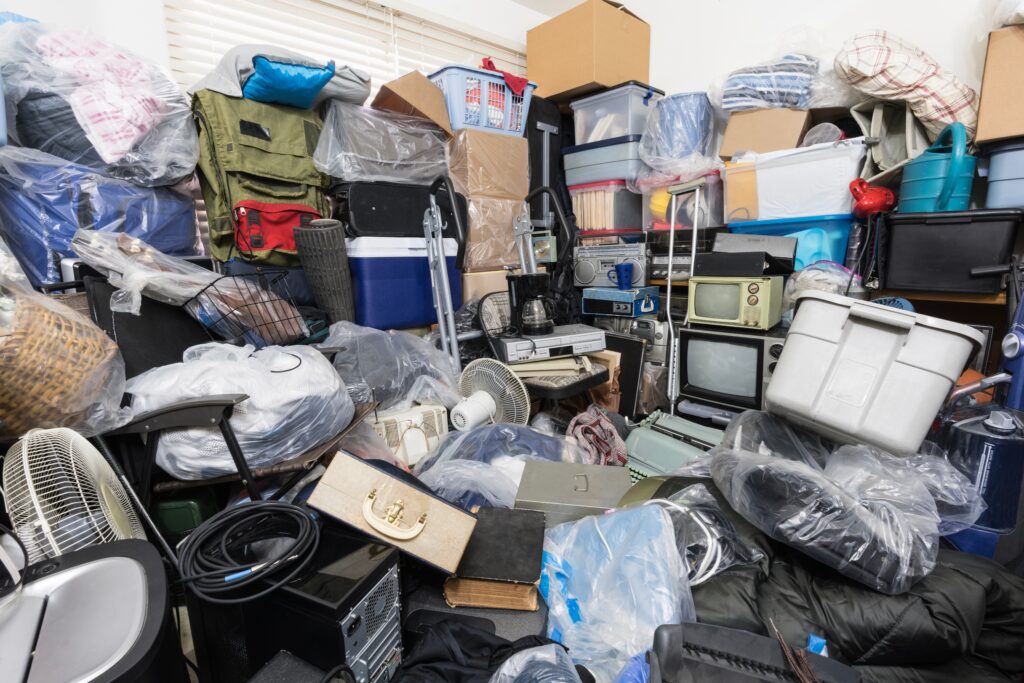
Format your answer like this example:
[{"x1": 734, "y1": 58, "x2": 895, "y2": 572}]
[{"x1": 217, "y1": 418, "x2": 261, "y2": 502}]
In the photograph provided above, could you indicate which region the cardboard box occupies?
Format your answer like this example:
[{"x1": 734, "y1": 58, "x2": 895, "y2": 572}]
[
  {"x1": 527, "y1": 0, "x2": 650, "y2": 102},
  {"x1": 448, "y1": 129, "x2": 529, "y2": 200},
  {"x1": 724, "y1": 162, "x2": 759, "y2": 222},
  {"x1": 719, "y1": 108, "x2": 852, "y2": 159},
  {"x1": 464, "y1": 197, "x2": 522, "y2": 272},
  {"x1": 372, "y1": 71, "x2": 453, "y2": 136},
  {"x1": 976, "y1": 27, "x2": 1024, "y2": 145}
]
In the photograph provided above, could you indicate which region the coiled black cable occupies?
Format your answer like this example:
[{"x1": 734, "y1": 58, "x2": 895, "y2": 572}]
[{"x1": 178, "y1": 500, "x2": 320, "y2": 605}]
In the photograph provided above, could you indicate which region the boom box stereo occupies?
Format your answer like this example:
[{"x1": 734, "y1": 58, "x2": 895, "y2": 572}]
[{"x1": 573, "y1": 243, "x2": 648, "y2": 287}]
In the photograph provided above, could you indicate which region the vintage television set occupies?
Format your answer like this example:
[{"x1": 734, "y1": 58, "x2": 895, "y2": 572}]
[
  {"x1": 687, "y1": 275, "x2": 783, "y2": 330},
  {"x1": 675, "y1": 325, "x2": 786, "y2": 412}
]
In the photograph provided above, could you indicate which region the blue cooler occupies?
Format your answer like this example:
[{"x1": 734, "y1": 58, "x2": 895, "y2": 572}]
[
  {"x1": 729, "y1": 214, "x2": 855, "y2": 270},
  {"x1": 347, "y1": 237, "x2": 461, "y2": 330}
]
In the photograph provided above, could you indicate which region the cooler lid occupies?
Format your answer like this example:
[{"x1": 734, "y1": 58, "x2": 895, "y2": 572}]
[{"x1": 346, "y1": 236, "x2": 459, "y2": 258}]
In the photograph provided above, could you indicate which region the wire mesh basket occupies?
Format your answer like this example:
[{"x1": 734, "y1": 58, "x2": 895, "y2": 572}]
[{"x1": 184, "y1": 270, "x2": 308, "y2": 348}]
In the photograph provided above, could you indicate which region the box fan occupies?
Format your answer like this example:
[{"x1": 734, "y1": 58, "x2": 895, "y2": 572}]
[{"x1": 368, "y1": 403, "x2": 448, "y2": 467}]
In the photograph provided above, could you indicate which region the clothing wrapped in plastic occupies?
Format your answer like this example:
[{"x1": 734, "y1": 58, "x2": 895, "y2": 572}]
[
  {"x1": 0, "y1": 21, "x2": 198, "y2": 186},
  {"x1": 0, "y1": 238, "x2": 129, "y2": 437},
  {"x1": 415, "y1": 424, "x2": 589, "y2": 510},
  {"x1": 314, "y1": 101, "x2": 447, "y2": 183},
  {"x1": 707, "y1": 411, "x2": 986, "y2": 594},
  {"x1": 126, "y1": 342, "x2": 354, "y2": 480},
  {"x1": 70, "y1": 230, "x2": 307, "y2": 347},
  {"x1": 540, "y1": 505, "x2": 695, "y2": 683},
  {"x1": 0, "y1": 147, "x2": 198, "y2": 287},
  {"x1": 488, "y1": 644, "x2": 583, "y2": 683}
]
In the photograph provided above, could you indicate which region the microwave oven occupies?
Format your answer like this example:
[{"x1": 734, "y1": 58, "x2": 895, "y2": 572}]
[
  {"x1": 675, "y1": 325, "x2": 787, "y2": 412},
  {"x1": 687, "y1": 275, "x2": 783, "y2": 330}
]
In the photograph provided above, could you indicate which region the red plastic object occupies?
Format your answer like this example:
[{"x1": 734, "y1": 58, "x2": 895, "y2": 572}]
[{"x1": 850, "y1": 179, "x2": 896, "y2": 218}]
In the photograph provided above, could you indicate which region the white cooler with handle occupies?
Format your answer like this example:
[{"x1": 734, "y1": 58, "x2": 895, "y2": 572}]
[{"x1": 765, "y1": 291, "x2": 984, "y2": 454}]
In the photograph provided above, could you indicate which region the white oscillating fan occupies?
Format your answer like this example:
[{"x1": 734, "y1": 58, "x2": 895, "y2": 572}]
[
  {"x1": 451, "y1": 358, "x2": 530, "y2": 432},
  {"x1": 2, "y1": 428, "x2": 146, "y2": 564}
]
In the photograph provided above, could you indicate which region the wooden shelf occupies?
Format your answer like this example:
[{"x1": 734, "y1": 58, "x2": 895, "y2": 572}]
[
  {"x1": 875, "y1": 290, "x2": 1007, "y2": 306},
  {"x1": 648, "y1": 279, "x2": 688, "y2": 287}
]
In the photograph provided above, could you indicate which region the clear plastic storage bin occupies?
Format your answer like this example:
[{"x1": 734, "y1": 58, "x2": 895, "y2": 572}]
[
  {"x1": 641, "y1": 172, "x2": 724, "y2": 231},
  {"x1": 571, "y1": 81, "x2": 664, "y2": 146},
  {"x1": 569, "y1": 180, "x2": 642, "y2": 232}
]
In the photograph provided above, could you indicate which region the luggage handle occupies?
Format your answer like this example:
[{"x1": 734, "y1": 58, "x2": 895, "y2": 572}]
[
  {"x1": 363, "y1": 489, "x2": 427, "y2": 541},
  {"x1": 848, "y1": 302, "x2": 915, "y2": 330},
  {"x1": 930, "y1": 123, "x2": 967, "y2": 211}
]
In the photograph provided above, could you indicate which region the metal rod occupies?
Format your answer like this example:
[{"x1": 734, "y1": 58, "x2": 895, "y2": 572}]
[
  {"x1": 665, "y1": 193, "x2": 679, "y2": 415},
  {"x1": 423, "y1": 197, "x2": 461, "y2": 374}
]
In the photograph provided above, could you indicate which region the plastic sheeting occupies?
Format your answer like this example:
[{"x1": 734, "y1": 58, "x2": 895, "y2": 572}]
[
  {"x1": 0, "y1": 239, "x2": 129, "y2": 437},
  {"x1": 636, "y1": 93, "x2": 720, "y2": 188},
  {"x1": 126, "y1": 342, "x2": 353, "y2": 480},
  {"x1": 0, "y1": 22, "x2": 198, "y2": 186},
  {"x1": 0, "y1": 147, "x2": 198, "y2": 287},
  {"x1": 314, "y1": 101, "x2": 447, "y2": 183},
  {"x1": 489, "y1": 645, "x2": 583, "y2": 683},
  {"x1": 415, "y1": 424, "x2": 589, "y2": 510},
  {"x1": 448, "y1": 129, "x2": 530, "y2": 200},
  {"x1": 541, "y1": 505, "x2": 695, "y2": 683},
  {"x1": 707, "y1": 411, "x2": 986, "y2": 594},
  {"x1": 319, "y1": 321, "x2": 460, "y2": 411},
  {"x1": 464, "y1": 197, "x2": 523, "y2": 273},
  {"x1": 781, "y1": 261, "x2": 861, "y2": 325}
]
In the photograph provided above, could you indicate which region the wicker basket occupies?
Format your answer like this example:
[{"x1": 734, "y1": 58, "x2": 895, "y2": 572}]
[{"x1": 0, "y1": 292, "x2": 122, "y2": 437}]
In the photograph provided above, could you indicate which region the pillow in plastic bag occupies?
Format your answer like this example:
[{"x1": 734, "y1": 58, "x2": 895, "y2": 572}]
[{"x1": 126, "y1": 343, "x2": 354, "y2": 480}]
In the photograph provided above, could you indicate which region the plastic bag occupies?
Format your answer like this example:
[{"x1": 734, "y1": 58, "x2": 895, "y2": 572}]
[
  {"x1": 337, "y1": 419, "x2": 408, "y2": 471},
  {"x1": 781, "y1": 261, "x2": 861, "y2": 325},
  {"x1": 314, "y1": 101, "x2": 447, "y2": 183},
  {"x1": 708, "y1": 411, "x2": 985, "y2": 594},
  {"x1": 638, "y1": 362, "x2": 668, "y2": 416},
  {"x1": 0, "y1": 22, "x2": 198, "y2": 186},
  {"x1": 641, "y1": 484, "x2": 764, "y2": 586},
  {"x1": 0, "y1": 238, "x2": 129, "y2": 438},
  {"x1": 70, "y1": 230, "x2": 307, "y2": 347},
  {"x1": 415, "y1": 424, "x2": 588, "y2": 510},
  {"x1": 834, "y1": 31, "x2": 978, "y2": 141},
  {"x1": 636, "y1": 93, "x2": 720, "y2": 186},
  {"x1": 126, "y1": 342, "x2": 354, "y2": 480},
  {"x1": 612, "y1": 654, "x2": 649, "y2": 683},
  {"x1": 541, "y1": 505, "x2": 695, "y2": 683},
  {"x1": 0, "y1": 147, "x2": 198, "y2": 287},
  {"x1": 464, "y1": 197, "x2": 523, "y2": 272},
  {"x1": 996, "y1": 0, "x2": 1024, "y2": 25},
  {"x1": 319, "y1": 321, "x2": 460, "y2": 411},
  {"x1": 489, "y1": 644, "x2": 582, "y2": 683},
  {"x1": 720, "y1": 53, "x2": 820, "y2": 111}
]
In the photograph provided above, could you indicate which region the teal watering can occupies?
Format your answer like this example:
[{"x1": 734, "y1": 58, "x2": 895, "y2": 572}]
[{"x1": 898, "y1": 122, "x2": 975, "y2": 213}]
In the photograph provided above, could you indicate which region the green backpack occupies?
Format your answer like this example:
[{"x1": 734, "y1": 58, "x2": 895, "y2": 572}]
[{"x1": 193, "y1": 89, "x2": 330, "y2": 266}]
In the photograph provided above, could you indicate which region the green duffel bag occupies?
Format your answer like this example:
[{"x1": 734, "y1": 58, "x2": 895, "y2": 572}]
[{"x1": 193, "y1": 89, "x2": 330, "y2": 266}]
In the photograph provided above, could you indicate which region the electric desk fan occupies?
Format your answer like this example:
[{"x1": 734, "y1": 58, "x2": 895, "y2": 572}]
[{"x1": 450, "y1": 358, "x2": 530, "y2": 432}]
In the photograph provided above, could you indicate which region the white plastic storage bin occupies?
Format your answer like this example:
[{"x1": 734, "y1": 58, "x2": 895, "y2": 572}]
[
  {"x1": 347, "y1": 237, "x2": 461, "y2": 330},
  {"x1": 765, "y1": 291, "x2": 985, "y2": 455},
  {"x1": 571, "y1": 82, "x2": 664, "y2": 145}
]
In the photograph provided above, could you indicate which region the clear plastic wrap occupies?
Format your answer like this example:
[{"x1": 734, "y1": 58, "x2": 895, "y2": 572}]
[
  {"x1": 834, "y1": 31, "x2": 979, "y2": 141},
  {"x1": 415, "y1": 424, "x2": 588, "y2": 510},
  {"x1": 642, "y1": 484, "x2": 764, "y2": 587},
  {"x1": 639, "y1": 362, "x2": 669, "y2": 416},
  {"x1": 781, "y1": 261, "x2": 860, "y2": 325},
  {"x1": 448, "y1": 128, "x2": 530, "y2": 200},
  {"x1": 489, "y1": 645, "x2": 582, "y2": 683},
  {"x1": 612, "y1": 654, "x2": 649, "y2": 683},
  {"x1": 566, "y1": 405, "x2": 627, "y2": 466},
  {"x1": 636, "y1": 93, "x2": 720, "y2": 186},
  {"x1": 464, "y1": 197, "x2": 523, "y2": 273},
  {"x1": 337, "y1": 419, "x2": 408, "y2": 471},
  {"x1": 70, "y1": 230, "x2": 307, "y2": 347},
  {"x1": 720, "y1": 53, "x2": 820, "y2": 111},
  {"x1": 637, "y1": 172, "x2": 724, "y2": 231},
  {"x1": 708, "y1": 411, "x2": 986, "y2": 594},
  {"x1": 0, "y1": 239, "x2": 129, "y2": 438},
  {"x1": 995, "y1": 0, "x2": 1024, "y2": 26},
  {"x1": 540, "y1": 505, "x2": 695, "y2": 683},
  {"x1": 0, "y1": 22, "x2": 198, "y2": 186},
  {"x1": 126, "y1": 342, "x2": 354, "y2": 480},
  {"x1": 0, "y1": 146, "x2": 198, "y2": 286},
  {"x1": 319, "y1": 321, "x2": 460, "y2": 411},
  {"x1": 313, "y1": 101, "x2": 447, "y2": 183}
]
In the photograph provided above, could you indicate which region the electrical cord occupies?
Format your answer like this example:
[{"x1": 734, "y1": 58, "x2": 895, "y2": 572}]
[
  {"x1": 644, "y1": 499, "x2": 725, "y2": 586},
  {"x1": 0, "y1": 521, "x2": 27, "y2": 595},
  {"x1": 319, "y1": 663, "x2": 356, "y2": 683},
  {"x1": 178, "y1": 500, "x2": 320, "y2": 605}
]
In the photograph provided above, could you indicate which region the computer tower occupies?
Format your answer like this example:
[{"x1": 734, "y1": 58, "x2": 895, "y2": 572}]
[{"x1": 187, "y1": 525, "x2": 402, "y2": 683}]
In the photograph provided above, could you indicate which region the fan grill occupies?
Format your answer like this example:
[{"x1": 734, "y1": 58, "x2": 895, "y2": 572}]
[
  {"x1": 458, "y1": 359, "x2": 530, "y2": 426},
  {"x1": 2, "y1": 428, "x2": 145, "y2": 563}
]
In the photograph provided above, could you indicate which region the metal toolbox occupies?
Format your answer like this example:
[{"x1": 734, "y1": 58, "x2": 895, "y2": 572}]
[{"x1": 514, "y1": 460, "x2": 633, "y2": 527}]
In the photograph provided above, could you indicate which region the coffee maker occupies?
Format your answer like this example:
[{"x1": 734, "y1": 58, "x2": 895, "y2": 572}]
[{"x1": 507, "y1": 272, "x2": 554, "y2": 336}]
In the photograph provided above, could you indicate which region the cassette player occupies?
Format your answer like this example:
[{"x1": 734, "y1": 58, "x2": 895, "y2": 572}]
[
  {"x1": 582, "y1": 286, "x2": 659, "y2": 318},
  {"x1": 649, "y1": 253, "x2": 693, "y2": 280},
  {"x1": 573, "y1": 243, "x2": 648, "y2": 287},
  {"x1": 493, "y1": 324, "x2": 606, "y2": 364}
]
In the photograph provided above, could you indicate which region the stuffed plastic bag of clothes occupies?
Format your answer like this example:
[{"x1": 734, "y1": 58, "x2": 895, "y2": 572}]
[
  {"x1": 635, "y1": 93, "x2": 720, "y2": 187},
  {"x1": 416, "y1": 424, "x2": 589, "y2": 510},
  {"x1": 126, "y1": 342, "x2": 353, "y2": 480},
  {"x1": 0, "y1": 147, "x2": 198, "y2": 286},
  {"x1": 541, "y1": 505, "x2": 694, "y2": 683},
  {"x1": 708, "y1": 411, "x2": 985, "y2": 594},
  {"x1": 0, "y1": 239, "x2": 129, "y2": 437},
  {"x1": 489, "y1": 644, "x2": 582, "y2": 683},
  {"x1": 320, "y1": 321, "x2": 460, "y2": 410},
  {"x1": 0, "y1": 22, "x2": 198, "y2": 186},
  {"x1": 314, "y1": 101, "x2": 447, "y2": 183},
  {"x1": 71, "y1": 230, "x2": 306, "y2": 347}
]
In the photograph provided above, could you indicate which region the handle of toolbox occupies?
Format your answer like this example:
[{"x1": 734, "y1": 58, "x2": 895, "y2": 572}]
[
  {"x1": 363, "y1": 489, "x2": 427, "y2": 541},
  {"x1": 848, "y1": 302, "x2": 915, "y2": 330},
  {"x1": 429, "y1": 175, "x2": 466, "y2": 271}
]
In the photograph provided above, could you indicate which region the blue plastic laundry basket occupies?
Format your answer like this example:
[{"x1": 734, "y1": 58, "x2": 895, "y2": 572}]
[{"x1": 429, "y1": 65, "x2": 536, "y2": 136}]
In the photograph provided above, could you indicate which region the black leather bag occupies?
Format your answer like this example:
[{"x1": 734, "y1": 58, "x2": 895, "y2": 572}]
[{"x1": 329, "y1": 180, "x2": 468, "y2": 239}]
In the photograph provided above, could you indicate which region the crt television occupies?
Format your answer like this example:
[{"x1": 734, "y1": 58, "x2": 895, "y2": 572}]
[
  {"x1": 687, "y1": 275, "x2": 783, "y2": 331},
  {"x1": 676, "y1": 325, "x2": 787, "y2": 412}
]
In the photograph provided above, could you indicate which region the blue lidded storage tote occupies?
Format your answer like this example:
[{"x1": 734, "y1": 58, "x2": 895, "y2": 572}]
[
  {"x1": 729, "y1": 214, "x2": 855, "y2": 270},
  {"x1": 985, "y1": 138, "x2": 1024, "y2": 209}
]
